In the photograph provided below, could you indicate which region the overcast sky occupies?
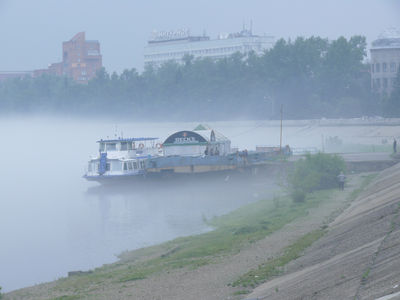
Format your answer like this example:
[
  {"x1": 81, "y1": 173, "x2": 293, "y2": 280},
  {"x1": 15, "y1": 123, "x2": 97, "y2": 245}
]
[{"x1": 0, "y1": 0, "x2": 399, "y2": 73}]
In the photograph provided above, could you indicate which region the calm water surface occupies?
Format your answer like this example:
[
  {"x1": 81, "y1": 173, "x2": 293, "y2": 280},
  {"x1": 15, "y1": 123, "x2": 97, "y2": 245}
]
[{"x1": 0, "y1": 117, "x2": 283, "y2": 292}]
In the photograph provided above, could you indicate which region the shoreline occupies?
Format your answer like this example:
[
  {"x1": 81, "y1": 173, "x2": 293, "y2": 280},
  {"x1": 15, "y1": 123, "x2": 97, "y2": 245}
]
[{"x1": 5, "y1": 172, "x2": 371, "y2": 300}]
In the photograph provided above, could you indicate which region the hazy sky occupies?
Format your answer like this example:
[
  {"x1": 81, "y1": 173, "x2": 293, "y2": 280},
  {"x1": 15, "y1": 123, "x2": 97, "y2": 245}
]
[{"x1": 0, "y1": 0, "x2": 399, "y2": 73}]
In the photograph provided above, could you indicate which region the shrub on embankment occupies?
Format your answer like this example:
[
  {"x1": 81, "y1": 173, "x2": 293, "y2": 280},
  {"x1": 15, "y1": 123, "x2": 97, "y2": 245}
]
[{"x1": 289, "y1": 153, "x2": 346, "y2": 202}]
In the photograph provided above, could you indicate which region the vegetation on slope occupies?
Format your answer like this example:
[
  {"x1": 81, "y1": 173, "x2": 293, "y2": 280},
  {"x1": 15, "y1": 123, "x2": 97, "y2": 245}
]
[
  {"x1": 288, "y1": 153, "x2": 346, "y2": 202},
  {"x1": 232, "y1": 173, "x2": 377, "y2": 290},
  {"x1": 46, "y1": 189, "x2": 336, "y2": 298}
]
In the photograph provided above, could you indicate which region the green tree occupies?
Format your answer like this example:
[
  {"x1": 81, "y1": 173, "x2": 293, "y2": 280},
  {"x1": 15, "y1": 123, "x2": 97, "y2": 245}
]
[{"x1": 0, "y1": 35, "x2": 377, "y2": 120}]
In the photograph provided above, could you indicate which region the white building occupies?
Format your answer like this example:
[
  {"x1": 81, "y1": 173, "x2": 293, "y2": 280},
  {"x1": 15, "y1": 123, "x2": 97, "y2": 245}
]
[
  {"x1": 370, "y1": 28, "x2": 400, "y2": 96},
  {"x1": 144, "y1": 28, "x2": 275, "y2": 67}
]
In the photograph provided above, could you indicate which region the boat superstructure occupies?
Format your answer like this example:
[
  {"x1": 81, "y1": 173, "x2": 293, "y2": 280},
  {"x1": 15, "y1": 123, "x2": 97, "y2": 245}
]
[
  {"x1": 83, "y1": 124, "x2": 291, "y2": 184},
  {"x1": 84, "y1": 137, "x2": 162, "y2": 181}
]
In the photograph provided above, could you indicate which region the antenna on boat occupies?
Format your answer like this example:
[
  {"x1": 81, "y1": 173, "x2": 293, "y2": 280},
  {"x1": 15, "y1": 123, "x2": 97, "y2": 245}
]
[{"x1": 114, "y1": 125, "x2": 118, "y2": 138}]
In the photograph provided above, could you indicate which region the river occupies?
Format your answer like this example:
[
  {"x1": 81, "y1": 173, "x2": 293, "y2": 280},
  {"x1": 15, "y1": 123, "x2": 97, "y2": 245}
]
[{"x1": 0, "y1": 117, "x2": 286, "y2": 292}]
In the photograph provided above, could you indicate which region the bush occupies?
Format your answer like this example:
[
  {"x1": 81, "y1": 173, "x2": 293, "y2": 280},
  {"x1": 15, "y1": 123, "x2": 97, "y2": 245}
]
[
  {"x1": 288, "y1": 153, "x2": 346, "y2": 200},
  {"x1": 291, "y1": 189, "x2": 306, "y2": 203}
]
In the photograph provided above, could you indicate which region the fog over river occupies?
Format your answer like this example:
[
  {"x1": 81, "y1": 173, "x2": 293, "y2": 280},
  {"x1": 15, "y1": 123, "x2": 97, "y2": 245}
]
[{"x1": 0, "y1": 117, "x2": 291, "y2": 292}]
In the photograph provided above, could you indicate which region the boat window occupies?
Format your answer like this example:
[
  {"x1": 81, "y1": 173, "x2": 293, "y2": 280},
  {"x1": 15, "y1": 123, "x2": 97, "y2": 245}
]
[
  {"x1": 140, "y1": 161, "x2": 145, "y2": 169},
  {"x1": 106, "y1": 163, "x2": 110, "y2": 171},
  {"x1": 128, "y1": 162, "x2": 133, "y2": 170},
  {"x1": 133, "y1": 162, "x2": 137, "y2": 169},
  {"x1": 99, "y1": 143, "x2": 105, "y2": 152},
  {"x1": 123, "y1": 162, "x2": 128, "y2": 171},
  {"x1": 88, "y1": 163, "x2": 92, "y2": 172},
  {"x1": 120, "y1": 142, "x2": 128, "y2": 151},
  {"x1": 106, "y1": 143, "x2": 117, "y2": 151},
  {"x1": 127, "y1": 143, "x2": 133, "y2": 150},
  {"x1": 111, "y1": 160, "x2": 122, "y2": 171}
]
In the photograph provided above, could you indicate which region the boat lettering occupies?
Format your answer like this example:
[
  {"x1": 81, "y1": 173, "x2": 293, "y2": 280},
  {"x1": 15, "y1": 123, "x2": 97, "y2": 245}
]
[{"x1": 174, "y1": 137, "x2": 198, "y2": 144}]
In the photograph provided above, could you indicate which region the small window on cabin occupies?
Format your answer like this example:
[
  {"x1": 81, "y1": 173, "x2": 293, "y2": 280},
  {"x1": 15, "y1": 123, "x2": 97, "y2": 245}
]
[
  {"x1": 140, "y1": 161, "x2": 145, "y2": 169},
  {"x1": 99, "y1": 143, "x2": 105, "y2": 152},
  {"x1": 127, "y1": 143, "x2": 133, "y2": 150},
  {"x1": 107, "y1": 143, "x2": 116, "y2": 151},
  {"x1": 133, "y1": 162, "x2": 138, "y2": 169},
  {"x1": 106, "y1": 163, "x2": 110, "y2": 171},
  {"x1": 128, "y1": 162, "x2": 133, "y2": 170},
  {"x1": 123, "y1": 163, "x2": 128, "y2": 171},
  {"x1": 88, "y1": 163, "x2": 92, "y2": 172},
  {"x1": 120, "y1": 142, "x2": 128, "y2": 151}
]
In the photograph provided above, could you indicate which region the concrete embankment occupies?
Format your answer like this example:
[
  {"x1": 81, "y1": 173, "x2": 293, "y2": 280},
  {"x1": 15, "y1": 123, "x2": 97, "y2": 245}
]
[
  {"x1": 264, "y1": 152, "x2": 397, "y2": 177},
  {"x1": 248, "y1": 162, "x2": 400, "y2": 300}
]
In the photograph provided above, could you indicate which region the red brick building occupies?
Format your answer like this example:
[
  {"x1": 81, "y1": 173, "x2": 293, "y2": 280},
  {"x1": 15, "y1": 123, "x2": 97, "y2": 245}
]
[
  {"x1": 0, "y1": 32, "x2": 102, "y2": 83},
  {"x1": 60, "y1": 32, "x2": 102, "y2": 83}
]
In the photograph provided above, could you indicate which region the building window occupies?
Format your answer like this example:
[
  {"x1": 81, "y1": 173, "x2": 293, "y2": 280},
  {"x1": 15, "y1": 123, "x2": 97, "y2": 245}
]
[
  {"x1": 391, "y1": 78, "x2": 396, "y2": 87},
  {"x1": 375, "y1": 78, "x2": 381, "y2": 88},
  {"x1": 390, "y1": 62, "x2": 396, "y2": 72},
  {"x1": 87, "y1": 50, "x2": 99, "y2": 56},
  {"x1": 371, "y1": 64, "x2": 375, "y2": 73},
  {"x1": 383, "y1": 63, "x2": 387, "y2": 72},
  {"x1": 383, "y1": 78, "x2": 388, "y2": 88},
  {"x1": 376, "y1": 63, "x2": 380, "y2": 72}
]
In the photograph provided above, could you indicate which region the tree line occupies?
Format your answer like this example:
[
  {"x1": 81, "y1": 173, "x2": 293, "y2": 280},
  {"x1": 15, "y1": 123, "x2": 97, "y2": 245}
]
[{"x1": 1, "y1": 35, "x2": 398, "y2": 120}]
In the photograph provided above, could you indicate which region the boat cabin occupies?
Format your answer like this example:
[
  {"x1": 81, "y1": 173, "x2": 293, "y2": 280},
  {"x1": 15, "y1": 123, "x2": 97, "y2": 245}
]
[
  {"x1": 97, "y1": 137, "x2": 160, "y2": 155},
  {"x1": 85, "y1": 137, "x2": 160, "y2": 179},
  {"x1": 162, "y1": 125, "x2": 231, "y2": 157}
]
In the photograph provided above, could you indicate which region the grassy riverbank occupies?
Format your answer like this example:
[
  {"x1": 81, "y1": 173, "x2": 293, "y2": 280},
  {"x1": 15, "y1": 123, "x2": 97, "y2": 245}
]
[{"x1": 7, "y1": 174, "x2": 375, "y2": 300}]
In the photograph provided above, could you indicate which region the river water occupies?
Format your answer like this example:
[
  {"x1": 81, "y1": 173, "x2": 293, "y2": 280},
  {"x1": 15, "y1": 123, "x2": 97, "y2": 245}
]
[{"x1": 0, "y1": 117, "x2": 289, "y2": 292}]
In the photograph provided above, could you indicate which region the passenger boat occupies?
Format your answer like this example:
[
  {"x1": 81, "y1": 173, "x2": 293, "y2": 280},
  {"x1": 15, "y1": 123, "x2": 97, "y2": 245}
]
[
  {"x1": 83, "y1": 125, "x2": 291, "y2": 184},
  {"x1": 83, "y1": 137, "x2": 162, "y2": 182}
]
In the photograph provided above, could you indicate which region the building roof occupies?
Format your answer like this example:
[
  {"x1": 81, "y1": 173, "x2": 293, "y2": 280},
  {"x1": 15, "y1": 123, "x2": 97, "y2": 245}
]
[
  {"x1": 97, "y1": 137, "x2": 158, "y2": 143},
  {"x1": 372, "y1": 28, "x2": 400, "y2": 50},
  {"x1": 163, "y1": 124, "x2": 230, "y2": 146},
  {"x1": 193, "y1": 124, "x2": 230, "y2": 142}
]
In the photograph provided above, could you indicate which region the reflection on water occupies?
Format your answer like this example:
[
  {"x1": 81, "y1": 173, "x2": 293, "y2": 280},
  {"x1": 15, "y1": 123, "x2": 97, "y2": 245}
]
[{"x1": 0, "y1": 118, "x2": 280, "y2": 292}]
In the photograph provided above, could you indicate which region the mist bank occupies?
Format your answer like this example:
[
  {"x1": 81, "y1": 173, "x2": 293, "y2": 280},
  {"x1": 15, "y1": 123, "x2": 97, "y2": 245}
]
[{"x1": 1, "y1": 35, "x2": 399, "y2": 121}]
